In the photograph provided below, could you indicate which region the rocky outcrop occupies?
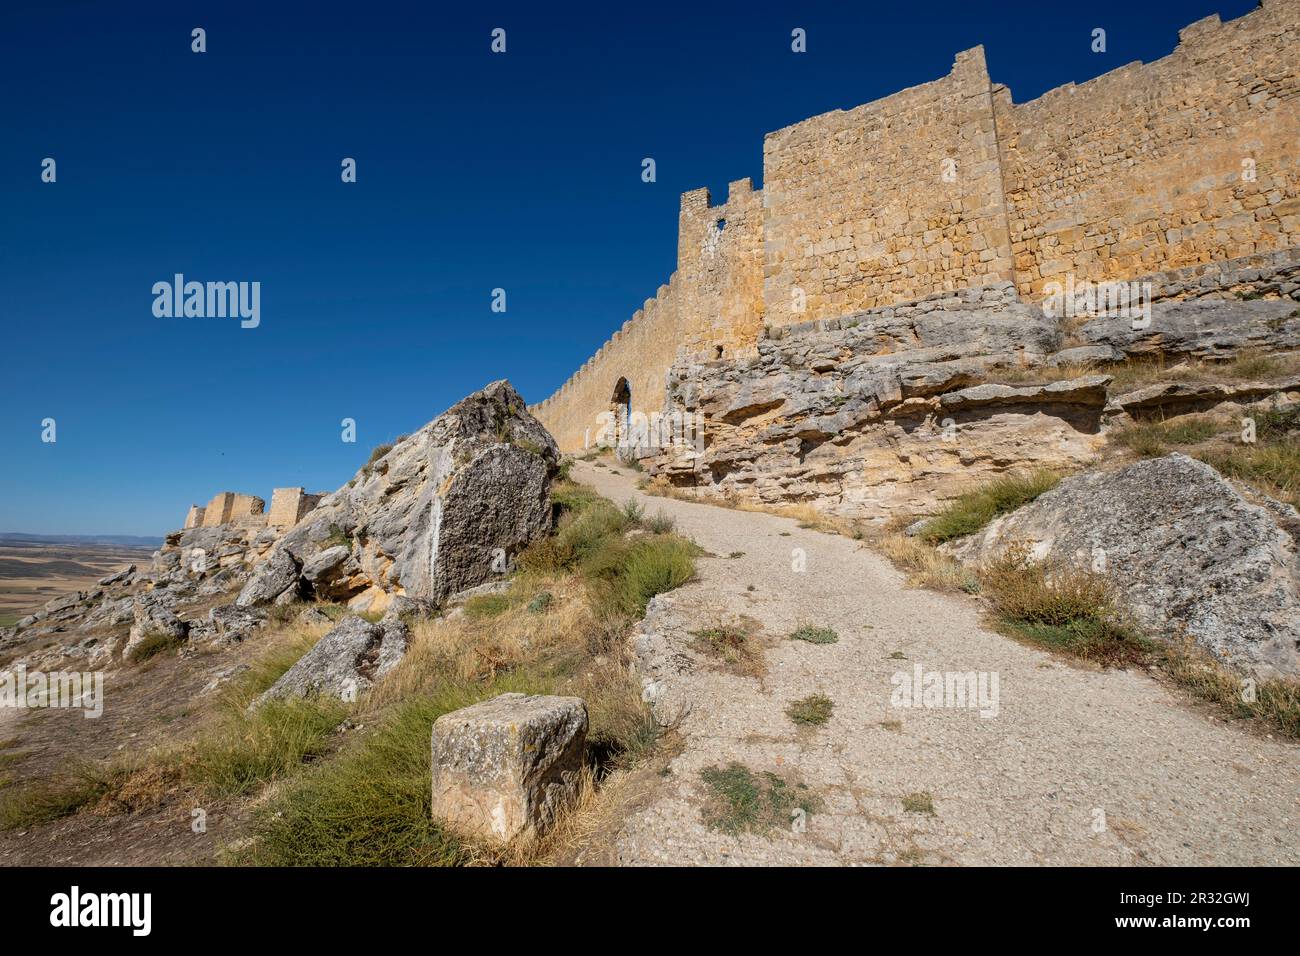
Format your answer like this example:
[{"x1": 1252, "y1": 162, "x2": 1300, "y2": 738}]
[
  {"x1": 186, "y1": 604, "x2": 267, "y2": 648},
  {"x1": 646, "y1": 284, "x2": 1106, "y2": 522},
  {"x1": 124, "y1": 592, "x2": 189, "y2": 658},
  {"x1": 1105, "y1": 376, "x2": 1300, "y2": 418},
  {"x1": 944, "y1": 454, "x2": 1300, "y2": 679},
  {"x1": 256, "y1": 613, "x2": 410, "y2": 704},
  {"x1": 1082, "y1": 298, "x2": 1300, "y2": 362},
  {"x1": 237, "y1": 380, "x2": 560, "y2": 612},
  {"x1": 430, "y1": 693, "x2": 588, "y2": 841}
]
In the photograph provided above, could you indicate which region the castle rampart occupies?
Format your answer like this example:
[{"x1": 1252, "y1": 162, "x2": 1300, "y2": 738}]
[
  {"x1": 532, "y1": 1, "x2": 1300, "y2": 451},
  {"x1": 181, "y1": 487, "x2": 324, "y2": 533}
]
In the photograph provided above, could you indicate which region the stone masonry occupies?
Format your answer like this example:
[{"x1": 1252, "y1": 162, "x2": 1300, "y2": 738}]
[
  {"x1": 530, "y1": 1, "x2": 1300, "y2": 451},
  {"x1": 183, "y1": 488, "x2": 323, "y2": 533}
]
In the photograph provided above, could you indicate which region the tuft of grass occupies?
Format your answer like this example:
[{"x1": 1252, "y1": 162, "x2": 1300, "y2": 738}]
[
  {"x1": 690, "y1": 617, "x2": 765, "y2": 677},
  {"x1": 1112, "y1": 423, "x2": 1169, "y2": 458},
  {"x1": 322, "y1": 524, "x2": 352, "y2": 551},
  {"x1": 787, "y1": 694, "x2": 834, "y2": 726},
  {"x1": 1112, "y1": 415, "x2": 1224, "y2": 458},
  {"x1": 463, "y1": 593, "x2": 512, "y2": 619},
  {"x1": 526, "y1": 591, "x2": 553, "y2": 614},
  {"x1": 699, "y1": 763, "x2": 822, "y2": 837},
  {"x1": 877, "y1": 534, "x2": 981, "y2": 592},
  {"x1": 789, "y1": 624, "x2": 838, "y2": 645},
  {"x1": 189, "y1": 696, "x2": 348, "y2": 798},
  {"x1": 1197, "y1": 441, "x2": 1300, "y2": 508},
  {"x1": 1159, "y1": 638, "x2": 1300, "y2": 739},
  {"x1": 918, "y1": 471, "x2": 1060, "y2": 544},
  {"x1": 1161, "y1": 415, "x2": 1221, "y2": 445},
  {"x1": 902, "y1": 791, "x2": 935, "y2": 815},
  {"x1": 589, "y1": 536, "x2": 696, "y2": 620},
  {"x1": 235, "y1": 695, "x2": 469, "y2": 866},
  {"x1": 1251, "y1": 403, "x2": 1300, "y2": 442},
  {"x1": 978, "y1": 546, "x2": 1152, "y2": 667},
  {"x1": 0, "y1": 764, "x2": 126, "y2": 830},
  {"x1": 643, "y1": 511, "x2": 676, "y2": 534},
  {"x1": 127, "y1": 631, "x2": 185, "y2": 664}
]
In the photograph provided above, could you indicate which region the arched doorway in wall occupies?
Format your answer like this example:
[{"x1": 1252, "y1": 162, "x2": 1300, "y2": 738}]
[{"x1": 610, "y1": 377, "x2": 631, "y2": 447}]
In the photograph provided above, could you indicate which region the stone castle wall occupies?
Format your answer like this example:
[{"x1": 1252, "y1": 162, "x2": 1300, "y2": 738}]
[
  {"x1": 268, "y1": 487, "x2": 325, "y2": 529},
  {"x1": 183, "y1": 487, "x2": 323, "y2": 533},
  {"x1": 995, "y1": 6, "x2": 1300, "y2": 299},
  {"x1": 532, "y1": 0, "x2": 1300, "y2": 451},
  {"x1": 761, "y1": 47, "x2": 1015, "y2": 326}
]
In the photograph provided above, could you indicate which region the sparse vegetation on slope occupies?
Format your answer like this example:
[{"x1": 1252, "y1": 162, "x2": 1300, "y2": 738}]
[
  {"x1": 917, "y1": 470, "x2": 1061, "y2": 544},
  {"x1": 1108, "y1": 405, "x2": 1300, "y2": 507},
  {"x1": 977, "y1": 545, "x2": 1152, "y2": 667},
  {"x1": 0, "y1": 478, "x2": 699, "y2": 863}
]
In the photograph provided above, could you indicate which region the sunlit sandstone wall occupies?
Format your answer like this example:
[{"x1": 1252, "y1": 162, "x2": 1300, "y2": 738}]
[
  {"x1": 761, "y1": 47, "x2": 1015, "y2": 327},
  {"x1": 532, "y1": 1, "x2": 1300, "y2": 451},
  {"x1": 995, "y1": 2, "x2": 1300, "y2": 298}
]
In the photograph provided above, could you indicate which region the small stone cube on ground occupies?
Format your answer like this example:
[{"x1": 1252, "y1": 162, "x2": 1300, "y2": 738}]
[{"x1": 431, "y1": 692, "x2": 588, "y2": 841}]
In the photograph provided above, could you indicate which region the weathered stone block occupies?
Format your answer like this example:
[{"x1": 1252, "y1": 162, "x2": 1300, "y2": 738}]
[{"x1": 431, "y1": 693, "x2": 587, "y2": 841}]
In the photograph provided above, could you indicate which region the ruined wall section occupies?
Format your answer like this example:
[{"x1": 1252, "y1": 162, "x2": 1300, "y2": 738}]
[
  {"x1": 531, "y1": 182, "x2": 764, "y2": 450},
  {"x1": 995, "y1": 1, "x2": 1300, "y2": 298},
  {"x1": 675, "y1": 178, "x2": 766, "y2": 356},
  {"x1": 761, "y1": 47, "x2": 1015, "y2": 327}
]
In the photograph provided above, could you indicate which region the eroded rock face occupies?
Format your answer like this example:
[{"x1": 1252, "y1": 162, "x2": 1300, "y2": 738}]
[
  {"x1": 944, "y1": 454, "x2": 1300, "y2": 679},
  {"x1": 1082, "y1": 298, "x2": 1300, "y2": 361},
  {"x1": 647, "y1": 284, "x2": 1105, "y2": 522},
  {"x1": 256, "y1": 613, "x2": 410, "y2": 704},
  {"x1": 430, "y1": 693, "x2": 588, "y2": 841},
  {"x1": 237, "y1": 380, "x2": 559, "y2": 611}
]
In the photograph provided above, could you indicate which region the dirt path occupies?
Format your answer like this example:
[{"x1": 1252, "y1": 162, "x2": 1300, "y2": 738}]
[{"x1": 573, "y1": 461, "x2": 1300, "y2": 866}]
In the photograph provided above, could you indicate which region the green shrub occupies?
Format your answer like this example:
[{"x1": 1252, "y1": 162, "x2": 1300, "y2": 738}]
[
  {"x1": 787, "y1": 694, "x2": 834, "y2": 726},
  {"x1": 596, "y1": 536, "x2": 695, "y2": 618},
  {"x1": 978, "y1": 547, "x2": 1150, "y2": 666},
  {"x1": 643, "y1": 511, "x2": 676, "y2": 534},
  {"x1": 789, "y1": 624, "x2": 838, "y2": 645}
]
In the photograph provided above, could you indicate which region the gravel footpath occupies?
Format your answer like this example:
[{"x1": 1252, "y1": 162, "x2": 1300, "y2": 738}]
[{"x1": 573, "y1": 461, "x2": 1300, "y2": 866}]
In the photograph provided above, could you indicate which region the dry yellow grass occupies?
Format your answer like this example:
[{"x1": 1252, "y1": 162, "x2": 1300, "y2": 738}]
[{"x1": 875, "y1": 534, "x2": 979, "y2": 592}]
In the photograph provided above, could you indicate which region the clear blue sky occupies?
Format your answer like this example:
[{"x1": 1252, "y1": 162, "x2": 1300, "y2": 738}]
[{"x1": 0, "y1": 0, "x2": 1253, "y2": 535}]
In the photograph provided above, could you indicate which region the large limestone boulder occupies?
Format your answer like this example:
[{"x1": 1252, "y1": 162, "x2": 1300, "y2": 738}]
[
  {"x1": 431, "y1": 693, "x2": 588, "y2": 841},
  {"x1": 256, "y1": 613, "x2": 410, "y2": 704},
  {"x1": 944, "y1": 454, "x2": 1300, "y2": 678},
  {"x1": 237, "y1": 380, "x2": 559, "y2": 611}
]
